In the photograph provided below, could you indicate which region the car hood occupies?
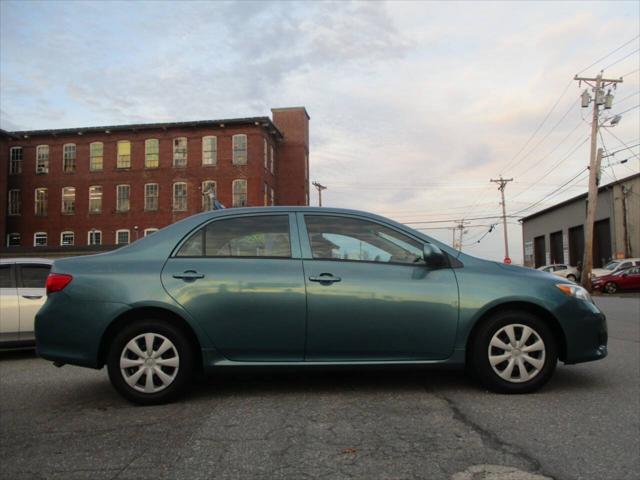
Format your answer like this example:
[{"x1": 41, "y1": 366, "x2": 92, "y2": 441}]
[{"x1": 591, "y1": 268, "x2": 611, "y2": 277}]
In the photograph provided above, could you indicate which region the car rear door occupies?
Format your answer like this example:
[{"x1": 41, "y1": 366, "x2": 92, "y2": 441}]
[
  {"x1": 16, "y1": 262, "x2": 51, "y2": 340},
  {"x1": 0, "y1": 263, "x2": 20, "y2": 342},
  {"x1": 161, "y1": 213, "x2": 307, "y2": 362}
]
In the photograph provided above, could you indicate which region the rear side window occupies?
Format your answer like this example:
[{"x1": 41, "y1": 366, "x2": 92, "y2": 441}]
[
  {"x1": 177, "y1": 215, "x2": 291, "y2": 258},
  {"x1": 19, "y1": 264, "x2": 51, "y2": 288},
  {"x1": 0, "y1": 265, "x2": 14, "y2": 288}
]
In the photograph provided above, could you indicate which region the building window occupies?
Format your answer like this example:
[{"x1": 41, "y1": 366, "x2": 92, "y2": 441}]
[
  {"x1": 60, "y1": 231, "x2": 75, "y2": 246},
  {"x1": 7, "y1": 233, "x2": 21, "y2": 247},
  {"x1": 117, "y1": 140, "x2": 131, "y2": 169},
  {"x1": 34, "y1": 232, "x2": 47, "y2": 247},
  {"x1": 34, "y1": 188, "x2": 48, "y2": 216},
  {"x1": 270, "y1": 187, "x2": 275, "y2": 206},
  {"x1": 89, "y1": 186, "x2": 102, "y2": 213},
  {"x1": 263, "y1": 139, "x2": 268, "y2": 169},
  {"x1": 202, "y1": 181, "x2": 217, "y2": 211},
  {"x1": 116, "y1": 229, "x2": 130, "y2": 245},
  {"x1": 264, "y1": 182, "x2": 268, "y2": 206},
  {"x1": 144, "y1": 139, "x2": 159, "y2": 168},
  {"x1": 9, "y1": 147, "x2": 23, "y2": 174},
  {"x1": 232, "y1": 134, "x2": 247, "y2": 165},
  {"x1": 63, "y1": 144, "x2": 76, "y2": 173},
  {"x1": 8, "y1": 189, "x2": 21, "y2": 216},
  {"x1": 270, "y1": 146, "x2": 275, "y2": 174},
  {"x1": 202, "y1": 136, "x2": 217, "y2": 166},
  {"x1": 144, "y1": 183, "x2": 159, "y2": 211},
  {"x1": 305, "y1": 153, "x2": 308, "y2": 180},
  {"x1": 116, "y1": 184, "x2": 131, "y2": 212},
  {"x1": 36, "y1": 145, "x2": 49, "y2": 174},
  {"x1": 90, "y1": 142, "x2": 103, "y2": 171},
  {"x1": 88, "y1": 230, "x2": 102, "y2": 245},
  {"x1": 144, "y1": 228, "x2": 159, "y2": 236},
  {"x1": 232, "y1": 179, "x2": 247, "y2": 207},
  {"x1": 173, "y1": 182, "x2": 187, "y2": 211},
  {"x1": 61, "y1": 187, "x2": 76, "y2": 214},
  {"x1": 173, "y1": 137, "x2": 187, "y2": 167}
]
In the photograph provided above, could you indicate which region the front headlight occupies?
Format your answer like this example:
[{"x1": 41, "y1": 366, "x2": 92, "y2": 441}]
[{"x1": 556, "y1": 283, "x2": 594, "y2": 303}]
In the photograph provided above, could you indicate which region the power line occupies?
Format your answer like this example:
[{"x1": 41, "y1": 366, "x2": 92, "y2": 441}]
[
  {"x1": 603, "y1": 128, "x2": 640, "y2": 160},
  {"x1": 602, "y1": 48, "x2": 640, "y2": 71},
  {"x1": 405, "y1": 215, "x2": 516, "y2": 225},
  {"x1": 576, "y1": 35, "x2": 640, "y2": 75},
  {"x1": 621, "y1": 68, "x2": 639, "y2": 78},
  {"x1": 512, "y1": 168, "x2": 589, "y2": 217}
]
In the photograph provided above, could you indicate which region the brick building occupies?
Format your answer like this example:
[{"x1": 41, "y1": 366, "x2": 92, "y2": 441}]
[{"x1": 0, "y1": 107, "x2": 310, "y2": 254}]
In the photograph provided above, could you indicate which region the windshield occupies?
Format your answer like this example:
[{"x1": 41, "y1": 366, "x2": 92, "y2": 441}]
[{"x1": 604, "y1": 261, "x2": 621, "y2": 271}]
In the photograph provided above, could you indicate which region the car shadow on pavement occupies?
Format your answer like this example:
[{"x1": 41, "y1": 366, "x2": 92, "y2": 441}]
[{"x1": 0, "y1": 348, "x2": 38, "y2": 361}]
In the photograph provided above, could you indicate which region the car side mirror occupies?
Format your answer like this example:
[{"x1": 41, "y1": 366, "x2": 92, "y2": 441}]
[{"x1": 423, "y1": 244, "x2": 448, "y2": 269}]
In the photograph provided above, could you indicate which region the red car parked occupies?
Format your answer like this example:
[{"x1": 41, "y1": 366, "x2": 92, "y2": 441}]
[{"x1": 592, "y1": 266, "x2": 640, "y2": 294}]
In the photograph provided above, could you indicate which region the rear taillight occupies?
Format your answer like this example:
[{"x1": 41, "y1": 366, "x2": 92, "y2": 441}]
[{"x1": 46, "y1": 273, "x2": 73, "y2": 294}]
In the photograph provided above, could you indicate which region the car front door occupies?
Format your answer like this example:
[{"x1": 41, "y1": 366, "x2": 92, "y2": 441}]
[
  {"x1": 17, "y1": 263, "x2": 51, "y2": 340},
  {"x1": 299, "y1": 214, "x2": 460, "y2": 361},
  {"x1": 0, "y1": 263, "x2": 20, "y2": 342},
  {"x1": 161, "y1": 213, "x2": 307, "y2": 362}
]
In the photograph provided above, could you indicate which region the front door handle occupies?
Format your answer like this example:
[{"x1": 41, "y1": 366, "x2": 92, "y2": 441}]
[
  {"x1": 173, "y1": 270, "x2": 205, "y2": 281},
  {"x1": 22, "y1": 295, "x2": 43, "y2": 300},
  {"x1": 309, "y1": 273, "x2": 341, "y2": 284}
]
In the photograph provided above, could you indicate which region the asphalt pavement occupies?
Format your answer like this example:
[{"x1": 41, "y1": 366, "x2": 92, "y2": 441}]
[{"x1": 0, "y1": 295, "x2": 638, "y2": 480}]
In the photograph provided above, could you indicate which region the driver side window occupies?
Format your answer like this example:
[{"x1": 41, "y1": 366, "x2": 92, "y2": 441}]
[{"x1": 304, "y1": 215, "x2": 423, "y2": 265}]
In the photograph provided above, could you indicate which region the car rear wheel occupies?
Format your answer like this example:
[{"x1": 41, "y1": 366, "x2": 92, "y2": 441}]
[
  {"x1": 107, "y1": 320, "x2": 194, "y2": 405},
  {"x1": 469, "y1": 310, "x2": 557, "y2": 394},
  {"x1": 604, "y1": 282, "x2": 617, "y2": 294}
]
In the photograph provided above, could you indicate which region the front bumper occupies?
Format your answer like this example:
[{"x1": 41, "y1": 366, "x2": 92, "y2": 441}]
[{"x1": 556, "y1": 300, "x2": 608, "y2": 364}]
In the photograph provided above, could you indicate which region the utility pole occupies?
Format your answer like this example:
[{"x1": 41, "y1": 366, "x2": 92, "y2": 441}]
[
  {"x1": 575, "y1": 72, "x2": 622, "y2": 291},
  {"x1": 312, "y1": 181, "x2": 327, "y2": 207},
  {"x1": 490, "y1": 176, "x2": 513, "y2": 263},
  {"x1": 453, "y1": 220, "x2": 469, "y2": 250}
]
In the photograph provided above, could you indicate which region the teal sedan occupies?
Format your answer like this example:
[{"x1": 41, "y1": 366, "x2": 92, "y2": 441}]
[{"x1": 35, "y1": 207, "x2": 607, "y2": 404}]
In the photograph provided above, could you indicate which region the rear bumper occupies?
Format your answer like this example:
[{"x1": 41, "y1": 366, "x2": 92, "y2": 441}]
[{"x1": 35, "y1": 293, "x2": 129, "y2": 369}]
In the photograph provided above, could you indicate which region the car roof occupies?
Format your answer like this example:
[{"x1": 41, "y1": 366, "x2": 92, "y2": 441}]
[{"x1": 0, "y1": 257, "x2": 54, "y2": 265}]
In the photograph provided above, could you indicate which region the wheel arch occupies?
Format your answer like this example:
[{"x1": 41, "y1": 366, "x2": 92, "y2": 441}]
[
  {"x1": 465, "y1": 301, "x2": 567, "y2": 363},
  {"x1": 97, "y1": 306, "x2": 203, "y2": 371}
]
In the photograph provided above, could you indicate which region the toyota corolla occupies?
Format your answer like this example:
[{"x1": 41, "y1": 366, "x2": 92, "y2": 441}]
[{"x1": 35, "y1": 207, "x2": 608, "y2": 404}]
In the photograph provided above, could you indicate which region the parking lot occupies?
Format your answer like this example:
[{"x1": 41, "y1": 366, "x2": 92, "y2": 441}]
[{"x1": 0, "y1": 295, "x2": 638, "y2": 480}]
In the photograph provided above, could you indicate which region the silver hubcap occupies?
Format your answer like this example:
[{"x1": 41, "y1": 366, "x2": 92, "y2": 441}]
[
  {"x1": 120, "y1": 333, "x2": 180, "y2": 394},
  {"x1": 488, "y1": 324, "x2": 545, "y2": 383}
]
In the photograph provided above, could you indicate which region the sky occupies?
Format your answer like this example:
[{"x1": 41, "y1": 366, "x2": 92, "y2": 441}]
[{"x1": 1, "y1": 0, "x2": 638, "y2": 263}]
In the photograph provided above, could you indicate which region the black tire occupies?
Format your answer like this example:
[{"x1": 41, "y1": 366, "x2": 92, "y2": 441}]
[
  {"x1": 468, "y1": 310, "x2": 558, "y2": 394},
  {"x1": 604, "y1": 282, "x2": 617, "y2": 294},
  {"x1": 107, "y1": 319, "x2": 194, "y2": 405},
  {"x1": 566, "y1": 274, "x2": 577, "y2": 282}
]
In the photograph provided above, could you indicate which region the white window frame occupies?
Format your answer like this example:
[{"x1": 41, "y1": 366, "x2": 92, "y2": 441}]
[
  {"x1": 232, "y1": 134, "x2": 247, "y2": 165},
  {"x1": 270, "y1": 145, "x2": 275, "y2": 174},
  {"x1": 8, "y1": 189, "x2": 21, "y2": 216},
  {"x1": 116, "y1": 184, "x2": 131, "y2": 212},
  {"x1": 63, "y1": 143, "x2": 76, "y2": 173},
  {"x1": 117, "y1": 140, "x2": 131, "y2": 169},
  {"x1": 60, "y1": 231, "x2": 75, "y2": 246},
  {"x1": 9, "y1": 146, "x2": 23, "y2": 174},
  {"x1": 232, "y1": 179, "x2": 247, "y2": 207},
  {"x1": 202, "y1": 180, "x2": 217, "y2": 211},
  {"x1": 89, "y1": 142, "x2": 104, "y2": 171},
  {"x1": 115, "y1": 229, "x2": 130, "y2": 245},
  {"x1": 36, "y1": 145, "x2": 49, "y2": 174},
  {"x1": 87, "y1": 230, "x2": 102, "y2": 246},
  {"x1": 89, "y1": 185, "x2": 102, "y2": 214},
  {"x1": 34, "y1": 187, "x2": 48, "y2": 216},
  {"x1": 264, "y1": 182, "x2": 268, "y2": 206},
  {"x1": 270, "y1": 187, "x2": 275, "y2": 206},
  {"x1": 173, "y1": 137, "x2": 188, "y2": 167},
  {"x1": 173, "y1": 182, "x2": 187, "y2": 211},
  {"x1": 144, "y1": 228, "x2": 159, "y2": 237},
  {"x1": 263, "y1": 139, "x2": 268, "y2": 169},
  {"x1": 202, "y1": 136, "x2": 217, "y2": 166},
  {"x1": 7, "y1": 233, "x2": 21, "y2": 247},
  {"x1": 145, "y1": 138, "x2": 159, "y2": 168},
  {"x1": 33, "y1": 232, "x2": 48, "y2": 247},
  {"x1": 144, "y1": 183, "x2": 159, "y2": 211},
  {"x1": 61, "y1": 186, "x2": 76, "y2": 214}
]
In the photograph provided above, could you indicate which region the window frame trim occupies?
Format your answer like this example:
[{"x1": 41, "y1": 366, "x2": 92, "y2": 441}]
[
  {"x1": 33, "y1": 232, "x2": 48, "y2": 247},
  {"x1": 116, "y1": 184, "x2": 131, "y2": 212},
  {"x1": 87, "y1": 229, "x2": 102, "y2": 245},
  {"x1": 62, "y1": 143, "x2": 77, "y2": 173},
  {"x1": 9, "y1": 146, "x2": 23, "y2": 175},
  {"x1": 115, "y1": 229, "x2": 131, "y2": 245},
  {"x1": 201, "y1": 135, "x2": 217, "y2": 166},
  {"x1": 35, "y1": 144, "x2": 50, "y2": 174},
  {"x1": 60, "y1": 230, "x2": 75, "y2": 246}
]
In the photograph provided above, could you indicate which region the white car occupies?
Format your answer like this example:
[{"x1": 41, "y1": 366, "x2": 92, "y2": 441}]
[
  {"x1": 591, "y1": 258, "x2": 640, "y2": 278},
  {"x1": 0, "y1": 258, "x2": 52, "y2": 348},
  {"x1": 537, "y1": 264, "x2": 580, "y2": 282}
]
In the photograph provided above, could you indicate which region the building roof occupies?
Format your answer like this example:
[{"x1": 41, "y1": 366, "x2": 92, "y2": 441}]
[
  {"x1": 520, "y1": 172, "x2": 640, "y2": 222},
  {"x1": 6, "y1": 116, "x2": 284, "y2": 139}
]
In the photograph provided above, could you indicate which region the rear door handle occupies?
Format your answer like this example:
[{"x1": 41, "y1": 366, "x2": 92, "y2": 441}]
[
  {"x1": 172, "y1": 270, "x2": 205, "y2": 280},
  {"x1": 21, "y1": 295, "x2": 43, "y2": 300},
  {"x1": 309, "y1": 273, "x2": 341, "y2": 284}
]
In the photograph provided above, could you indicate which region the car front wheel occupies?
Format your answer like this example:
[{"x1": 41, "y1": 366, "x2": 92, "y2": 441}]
[
  {"x1": 469, "y1": 311, "x2": 557, "y2": 394},
  {"x1": 566, "y1": 274, "x2": 577, "y2": 282},
  {"x1": 107, "y1": 320, "x2": 194, "y2": 405}
]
